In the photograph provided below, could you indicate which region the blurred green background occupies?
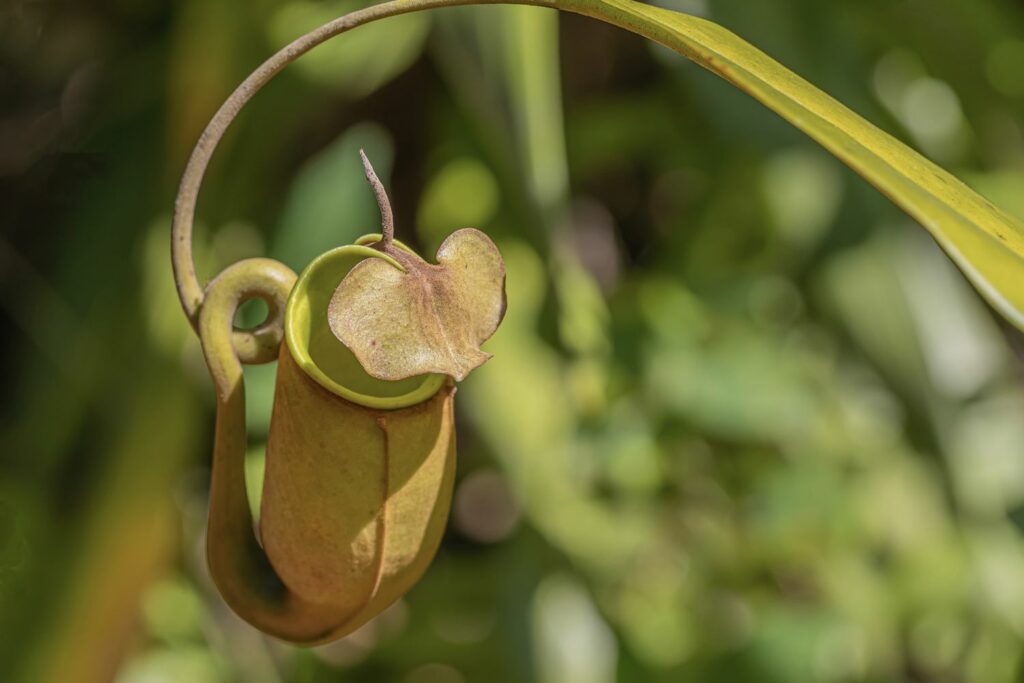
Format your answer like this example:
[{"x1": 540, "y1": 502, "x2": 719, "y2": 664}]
[{"x1": 3, "y1": 0, "x2": 1024, "y2": 681}]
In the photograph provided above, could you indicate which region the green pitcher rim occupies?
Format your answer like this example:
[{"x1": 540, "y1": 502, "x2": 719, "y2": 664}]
[{"x1": 284, "y1": 236, "x2": 446, "y2": 410}]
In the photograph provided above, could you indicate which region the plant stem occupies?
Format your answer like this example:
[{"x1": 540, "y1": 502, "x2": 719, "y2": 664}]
[{"x1": 359, "y1": 149, "x2": 394, "y2": 249}]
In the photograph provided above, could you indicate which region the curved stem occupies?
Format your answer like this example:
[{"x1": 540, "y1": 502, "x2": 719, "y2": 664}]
[
  {"x1": 171, "y1": 0, "x2": 557, "y2": 337},
  {"x1": 359, "y1": 149, "x2": 394, "y2": 249}
]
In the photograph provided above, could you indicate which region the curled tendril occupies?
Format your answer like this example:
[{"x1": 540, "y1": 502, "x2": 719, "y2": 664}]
[{"x1": 170, "y1": 0, "x2": 553, "y2": 366}]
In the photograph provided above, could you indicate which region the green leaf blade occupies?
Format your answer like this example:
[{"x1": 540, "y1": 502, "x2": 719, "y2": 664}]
[{"x1": 564, "y1": 0, "x2": 1024, "y2": 329}]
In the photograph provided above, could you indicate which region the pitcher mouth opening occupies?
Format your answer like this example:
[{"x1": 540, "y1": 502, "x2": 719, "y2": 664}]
[{"x1": 284, "y1": 237, "x2": 446, "y2": 410}]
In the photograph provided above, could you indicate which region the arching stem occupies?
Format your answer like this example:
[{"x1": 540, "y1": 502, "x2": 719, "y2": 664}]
[{"x1": 359, "y1": 149, "x2": 394, "y2": 250}]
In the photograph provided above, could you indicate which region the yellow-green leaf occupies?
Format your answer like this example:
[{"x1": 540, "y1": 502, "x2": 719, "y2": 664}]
[{"x1": 558, "y1": 0, "x2": 1024, "y2": 329}]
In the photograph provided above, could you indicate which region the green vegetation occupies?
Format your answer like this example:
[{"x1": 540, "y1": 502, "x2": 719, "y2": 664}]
[{"x1": 2, "y1": 1, "x2": 1024, "y2": 681}]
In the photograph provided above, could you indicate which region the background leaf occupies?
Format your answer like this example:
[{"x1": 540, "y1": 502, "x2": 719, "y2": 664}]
[{"x1": 568, "y1": 0, "x2": 1024, "y2": 330}]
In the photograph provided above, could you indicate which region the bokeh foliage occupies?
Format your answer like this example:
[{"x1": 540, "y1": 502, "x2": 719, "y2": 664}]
[{"x1": 2, "y1": 0, "x2": 1024, "y2": 681}]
